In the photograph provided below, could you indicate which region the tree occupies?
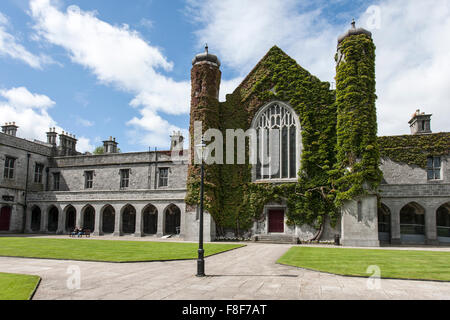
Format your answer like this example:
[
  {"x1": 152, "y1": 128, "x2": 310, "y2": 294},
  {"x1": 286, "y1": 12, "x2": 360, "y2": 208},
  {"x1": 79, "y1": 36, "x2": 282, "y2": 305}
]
[{"x1": 93, "y1": 146, "x2": 104, "y2": 155}]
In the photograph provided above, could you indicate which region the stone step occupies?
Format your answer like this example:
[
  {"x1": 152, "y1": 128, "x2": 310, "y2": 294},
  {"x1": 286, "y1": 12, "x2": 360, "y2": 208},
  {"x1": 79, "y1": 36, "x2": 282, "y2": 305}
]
[{"x1": 252, "y1": 234, "x2": 299, "y2": 244}]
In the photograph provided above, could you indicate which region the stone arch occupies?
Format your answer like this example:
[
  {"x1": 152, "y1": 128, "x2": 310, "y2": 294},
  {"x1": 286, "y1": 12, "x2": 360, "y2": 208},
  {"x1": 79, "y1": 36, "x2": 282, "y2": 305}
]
[
  {"x1": 400, "y1": 202, "x2": 425, "y2": 243},
  {"x1": 47, "y1": 205, "x2": 59, "y2": 233},
  {"x1": 251, "y1": 101, "x2": 302, "y2": 181},
  {"x1": 30, "y1": 205, "x2": 42, "y2": 232},
  {"x1": 436, "y1": 202, "x2": 450, "y2": 241},
  {"x1": 164, "y1": 204, "x2": 181, "y2": 235},
  {"x1": 121, "y1": 204, "x2": 136, "y2": 234},
  {"x1": 64, "y1": 205, "x2": 76, "y2": 232},
  {"x1": 82, "y1": 205, "x2": 95, "y2": 231},
  {"x1": 101, "y1": 204, "x2": 115, "y2": 234},
  {"x1": 142, "y1": 204, "x2": 158, "y2": 235},
  {"x1": 378, "y1": 203, "x2": 391, "y2": 242},
  {"x1": 0, "y1": 205, "x2": 12, "y2": 231}
]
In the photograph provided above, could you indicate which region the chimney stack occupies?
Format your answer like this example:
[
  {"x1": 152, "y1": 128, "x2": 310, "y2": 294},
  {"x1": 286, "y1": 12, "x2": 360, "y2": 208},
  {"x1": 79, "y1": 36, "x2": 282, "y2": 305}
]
[
  {"x1": 409, "y1": 109, "x2": 432, "y2": 135},
  {"x1": 1, "y1": 122, "x2": 19, "y2": 137}
]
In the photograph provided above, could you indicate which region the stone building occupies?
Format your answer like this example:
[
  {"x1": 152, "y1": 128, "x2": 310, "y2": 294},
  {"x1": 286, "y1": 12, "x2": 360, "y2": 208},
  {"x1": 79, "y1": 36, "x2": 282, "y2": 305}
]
[{"x1": 0, "y1": 22, "x2": 449, "y2": 246}]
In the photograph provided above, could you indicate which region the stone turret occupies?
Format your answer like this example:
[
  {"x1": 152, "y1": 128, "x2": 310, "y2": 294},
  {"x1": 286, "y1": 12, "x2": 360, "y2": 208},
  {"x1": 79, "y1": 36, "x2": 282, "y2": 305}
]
[
  {"x1": 170, "y1": 131, "x2": 184, "y2": 152},
  {"x1": 335, "y1": 20, "x2": 380, "y2": 247},
  {"x1": 1, "y1": 122, "x2": 18, "y2": 137},
  {"x1": 58, "y1": 131, "x2": 77, "y2": 156},
  {"x1": 46, "y1": 127, "x2": 58, "y2": 146},
  {"x1": 409, "y1": 109, "x2": 432, "y2": 135},
  {"x1": 189, "y1": 44, "x2": 222, "y2": 162},
  {"x1": 103, "y1": 136, "x2": 119, "y2": 154}
]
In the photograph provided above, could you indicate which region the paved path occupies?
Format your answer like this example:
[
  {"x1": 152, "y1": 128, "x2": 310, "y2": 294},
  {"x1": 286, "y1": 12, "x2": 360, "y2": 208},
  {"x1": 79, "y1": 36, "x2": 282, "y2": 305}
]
[{"x1": 0, "y1": 242, "x2": 449, "y2": 300}]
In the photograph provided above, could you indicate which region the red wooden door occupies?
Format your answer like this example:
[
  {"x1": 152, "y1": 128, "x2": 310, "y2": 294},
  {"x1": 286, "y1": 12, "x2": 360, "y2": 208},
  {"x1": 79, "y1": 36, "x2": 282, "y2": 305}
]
[
  {"x1": 268, "y1": 210, "x2": 284, "y2": 233},
  {"x1": 0, "y1": 207, "x2": 12, "y2": 231}
]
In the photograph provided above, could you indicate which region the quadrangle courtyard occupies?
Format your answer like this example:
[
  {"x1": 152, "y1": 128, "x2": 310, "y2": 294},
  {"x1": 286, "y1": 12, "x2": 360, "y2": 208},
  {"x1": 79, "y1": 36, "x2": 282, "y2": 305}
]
[{"x1": 0, "y1": 235, "x2": 449, "y2": 300}]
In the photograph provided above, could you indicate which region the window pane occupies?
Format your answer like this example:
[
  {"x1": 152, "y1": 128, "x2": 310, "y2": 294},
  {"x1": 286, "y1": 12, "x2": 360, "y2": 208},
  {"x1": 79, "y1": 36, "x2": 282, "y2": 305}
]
[
  {"x1": 427, "y1": 157, "x2": 433, "y2": 168},
  {"x1": 282, "y1": 127, "x2": 288, "y2": 178},
  {"x1": 434, "y1": 169, "x2": 441, "y2": 180},
  {"x1": 289, "y1": 126, "x2": 296, "y2": 178},
  {"x1": 434, "y1": 157, "x2": 441, "y2": 168},
  {"x1": 427, "y1": 169, "x2": 434, "y2": 180}
]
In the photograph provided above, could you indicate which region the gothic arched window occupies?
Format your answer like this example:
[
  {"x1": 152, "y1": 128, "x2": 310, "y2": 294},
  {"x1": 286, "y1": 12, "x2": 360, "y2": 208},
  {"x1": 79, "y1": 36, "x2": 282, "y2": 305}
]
[{"x1": 252, "y1": 101, "x2": 301, "y2": 181}]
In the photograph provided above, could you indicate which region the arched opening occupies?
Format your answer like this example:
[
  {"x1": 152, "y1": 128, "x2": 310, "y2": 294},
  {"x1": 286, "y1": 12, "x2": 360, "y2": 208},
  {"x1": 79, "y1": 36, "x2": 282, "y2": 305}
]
[
  {"x1": 102, "y1": 205, "x2": 115, "y2": 234},
  {"x1": 164, "y1": 204, "x2": 180, "y2": 235},
  {"x1": 31, "y1": 206, "x2": 41, "y2": 232},
  {"x1": 378, "y1": 203, "x2": 391, "y2": 242},
  {"x1": 252, "y1": 101, "x2": 301, "y2": 181},
  {"x1": 437, "y1": 202, "x2": 450, "y2": 243},
  {"x1": 143, "y1": 204, "x2": 158, "y2": 235},
  {"x1": 400, "y1": 202, "x2": 425, "y2": 243},
  {"x1": 47, "y1": 206, "x2": 59, "y2": 233},
  {"x1": 83, "y1": 205, "x2": 95, "y2": 231},
  {"x1": 0, "y1": 206, "x2": 12, "y2": 231},
  {"x1": 122, "y1": 204, "x2": 136, "y2": 234},
  {"x1": 65, "y1": 205, "x2": 76, "y2": 232}
]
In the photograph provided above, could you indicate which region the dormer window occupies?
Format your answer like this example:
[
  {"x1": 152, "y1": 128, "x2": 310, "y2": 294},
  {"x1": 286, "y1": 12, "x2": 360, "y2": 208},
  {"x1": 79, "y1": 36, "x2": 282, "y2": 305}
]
[{"x1": 427, "y1": 156, "x2": 441, "y2": 180}]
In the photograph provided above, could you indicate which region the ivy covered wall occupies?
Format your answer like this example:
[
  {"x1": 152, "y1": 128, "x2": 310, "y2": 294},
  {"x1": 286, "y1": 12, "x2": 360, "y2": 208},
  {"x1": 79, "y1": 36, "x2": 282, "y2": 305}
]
[
  {"x1": 186, "y1": 46, "x2": 339, "y2": 236},
  {"x1": 332, "y1": 33, "x2": 383, "y2": 206}
]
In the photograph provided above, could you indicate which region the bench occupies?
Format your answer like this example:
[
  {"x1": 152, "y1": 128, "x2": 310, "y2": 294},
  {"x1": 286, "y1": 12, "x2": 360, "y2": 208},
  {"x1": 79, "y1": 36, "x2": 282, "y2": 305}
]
[{"x1": 69, "y1": 229, "x2": 91, "y2": 238}]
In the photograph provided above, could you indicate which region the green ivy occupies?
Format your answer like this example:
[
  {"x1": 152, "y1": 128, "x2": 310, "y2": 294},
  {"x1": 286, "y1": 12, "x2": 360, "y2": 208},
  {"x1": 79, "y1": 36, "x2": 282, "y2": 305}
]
[
  {"x1": 378, "y1": 133, "x2": 450, "y2": 168},
  {"x1": 187, "y1": 38, "x2": 381, "y2": 236},
  {"x1": 331, "y1": 34, "x2": 383, "y2": 206}
]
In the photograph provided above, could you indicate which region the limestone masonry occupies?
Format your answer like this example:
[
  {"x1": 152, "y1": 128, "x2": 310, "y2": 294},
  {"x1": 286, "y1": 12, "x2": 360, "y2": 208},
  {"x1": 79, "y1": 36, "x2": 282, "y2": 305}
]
[{"x1": 0, "y1": 22, "x2": 449, "y2": 246}]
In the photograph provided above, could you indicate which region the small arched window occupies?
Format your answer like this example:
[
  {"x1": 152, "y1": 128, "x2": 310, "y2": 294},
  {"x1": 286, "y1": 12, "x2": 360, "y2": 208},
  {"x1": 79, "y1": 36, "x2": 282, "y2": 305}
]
[{"x1": 252, "y1": 101, "x2": 301, "y2": 181}]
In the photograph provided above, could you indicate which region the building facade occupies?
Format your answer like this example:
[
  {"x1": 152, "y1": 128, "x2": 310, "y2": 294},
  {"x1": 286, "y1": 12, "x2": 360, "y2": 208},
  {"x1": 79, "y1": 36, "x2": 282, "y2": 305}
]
[{"x1": 0, "y1": 23, "x2": 449, "y2": 246}]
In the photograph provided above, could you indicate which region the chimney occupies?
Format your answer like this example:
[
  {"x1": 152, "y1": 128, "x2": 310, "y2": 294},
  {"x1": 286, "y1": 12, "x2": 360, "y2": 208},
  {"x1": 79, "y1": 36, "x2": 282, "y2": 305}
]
[
  {"x1": 409, "y1": 109, "x2": 432, "y2": 135},
  {"x1": 103, "y1": 136, "x2": 118, "y2": 154},
  {"x1": 46, "y1": 127, "x2": 58, "y2": 146},
  {"x1": 58, "y1": 130, "x2": 78, "y2": 156},
  {"x1": 170, "y1": 131, "x2": 184, "y2": 152},
  {"x1": 1, "y1": 122, "x2": 19, "y2": 137}
]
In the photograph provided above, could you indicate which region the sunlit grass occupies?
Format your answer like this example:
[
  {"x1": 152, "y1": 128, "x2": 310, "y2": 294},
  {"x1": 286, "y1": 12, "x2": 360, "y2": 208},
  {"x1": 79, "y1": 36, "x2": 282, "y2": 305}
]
[{"x1": 278, "y1": 246, "x2": 450, "y2": 281}]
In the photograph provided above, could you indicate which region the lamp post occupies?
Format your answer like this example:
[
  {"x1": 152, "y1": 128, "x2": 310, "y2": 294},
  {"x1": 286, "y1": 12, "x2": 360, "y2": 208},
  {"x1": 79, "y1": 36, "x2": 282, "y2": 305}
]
[{"x1": 195, "y1": 139, "x2": 206, "y2": 277}]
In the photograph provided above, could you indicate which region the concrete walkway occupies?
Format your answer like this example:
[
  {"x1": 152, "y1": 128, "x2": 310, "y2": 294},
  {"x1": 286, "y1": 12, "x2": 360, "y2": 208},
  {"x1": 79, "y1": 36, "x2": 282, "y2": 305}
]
[{"x1": 0, "y1": 241, "x2": 449, "y2": 300}]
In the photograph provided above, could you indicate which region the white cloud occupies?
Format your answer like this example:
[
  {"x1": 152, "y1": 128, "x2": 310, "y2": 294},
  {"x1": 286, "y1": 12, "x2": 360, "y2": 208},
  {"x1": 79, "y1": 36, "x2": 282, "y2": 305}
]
[
  {"x1": 0, "y1": 86, "x2": 55, "y2": 109},
  {"x1": 187, "y1": 0, "x2": 450, "y2": 136},
  {"x1": 0, "y1": 11, "x2": 53, "y2": 69},
  {"x1": 29, "y1": 0, "x2": 190, "y2": 148},
  {"x1": 76, "y1": 136, "x2": 94, "y2": 153},
  {"x1": 0, "y1": 86, "x2": 93, "y2": 153},
  {"x1": 75, "y1": 116, "x2": 94, "y2": 127}
]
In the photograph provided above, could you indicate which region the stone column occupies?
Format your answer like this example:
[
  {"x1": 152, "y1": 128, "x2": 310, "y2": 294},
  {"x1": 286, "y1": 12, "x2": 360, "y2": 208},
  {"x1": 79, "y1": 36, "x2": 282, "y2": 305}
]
[
  {"x1": 425, "y1": 204, "x2": 438, "y2": 245},
  {"x1": 93, "y1": 204, "x2": 103, "y2": 236},
  {"x1": 155, "y1": 203, "x2": 165, "y2": 237},
  {"x1": 56, "y1": 205, "x2": 66, "y2": 235},
  {"x1": 134, "y1": 204, "x2": 144, "y2": 237},
  {"x1": 40, "y1": 205, "x2": 48, "y2": 233},
  {"x1": 75, "y1": 205, "x2": 83, "y2": 229},
  {"x1": 25, "y1": 206, "x2": 32, "y2": 233},
  {"x1": 113, "y1": 204, "x2": 123, "y2": 236},
  {"x1": 390, "y1": 204, "x2": 401, "y2": 245}
]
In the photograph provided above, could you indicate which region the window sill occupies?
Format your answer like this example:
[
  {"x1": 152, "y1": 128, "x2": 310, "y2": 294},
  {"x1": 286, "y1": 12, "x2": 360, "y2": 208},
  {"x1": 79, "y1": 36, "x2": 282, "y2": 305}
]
[{"x1": 253, "y1": 178, "x2": 298, "y2": 184}]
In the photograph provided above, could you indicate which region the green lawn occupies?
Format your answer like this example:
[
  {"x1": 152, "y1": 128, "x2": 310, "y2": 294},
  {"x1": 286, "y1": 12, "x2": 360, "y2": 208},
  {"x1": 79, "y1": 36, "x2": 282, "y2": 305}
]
[
  {"x1": 0, "y1": 273, "x2": 41, "y2": 300},
  {"x1": 278, "y1": 247, "x2": 450, "y2": 281},
  {"x1": 0, "y1": 237, "x2": 243, "y2": 262}
]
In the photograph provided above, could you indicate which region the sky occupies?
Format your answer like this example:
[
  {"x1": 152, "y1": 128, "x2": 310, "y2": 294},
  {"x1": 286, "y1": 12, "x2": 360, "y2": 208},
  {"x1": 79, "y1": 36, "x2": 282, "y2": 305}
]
[{"x1": 0, "y1": 0, "x2": 449, "y2": 153}]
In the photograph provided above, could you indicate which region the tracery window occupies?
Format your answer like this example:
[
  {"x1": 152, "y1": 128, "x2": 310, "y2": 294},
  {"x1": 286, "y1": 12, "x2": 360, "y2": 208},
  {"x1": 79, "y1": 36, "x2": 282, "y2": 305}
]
[{"x1": 253, "y1": 102, "x2": 300, "y2": 180}]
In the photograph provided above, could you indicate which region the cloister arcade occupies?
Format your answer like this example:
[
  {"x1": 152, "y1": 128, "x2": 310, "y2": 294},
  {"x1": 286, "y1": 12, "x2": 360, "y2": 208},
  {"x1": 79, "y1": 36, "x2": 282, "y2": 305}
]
[
  {"x1": 378, "y1": 200, "x2": 450, "y2": 244},
  {"x1": 20, "y1": 202, "x2": 184, "y2": 237}
]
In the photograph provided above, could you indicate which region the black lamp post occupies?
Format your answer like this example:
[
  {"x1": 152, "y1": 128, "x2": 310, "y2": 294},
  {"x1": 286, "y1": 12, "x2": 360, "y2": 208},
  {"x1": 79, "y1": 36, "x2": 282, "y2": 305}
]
[{"x1": 195, "y1": 139, "x2": 206, "y2": 277}]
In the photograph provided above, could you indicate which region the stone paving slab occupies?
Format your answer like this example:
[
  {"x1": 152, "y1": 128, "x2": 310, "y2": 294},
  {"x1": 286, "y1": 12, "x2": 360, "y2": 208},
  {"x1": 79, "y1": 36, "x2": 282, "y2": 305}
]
[{"x1": 0, "y1": 240, "x2": 449, "y2": 300}]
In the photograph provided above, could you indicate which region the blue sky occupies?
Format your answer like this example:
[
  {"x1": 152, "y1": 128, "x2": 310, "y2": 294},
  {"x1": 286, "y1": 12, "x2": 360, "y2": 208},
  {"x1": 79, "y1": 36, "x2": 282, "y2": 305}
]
[{"x1": 0, "y1": 0, "x2": 449, "y2": 153}]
